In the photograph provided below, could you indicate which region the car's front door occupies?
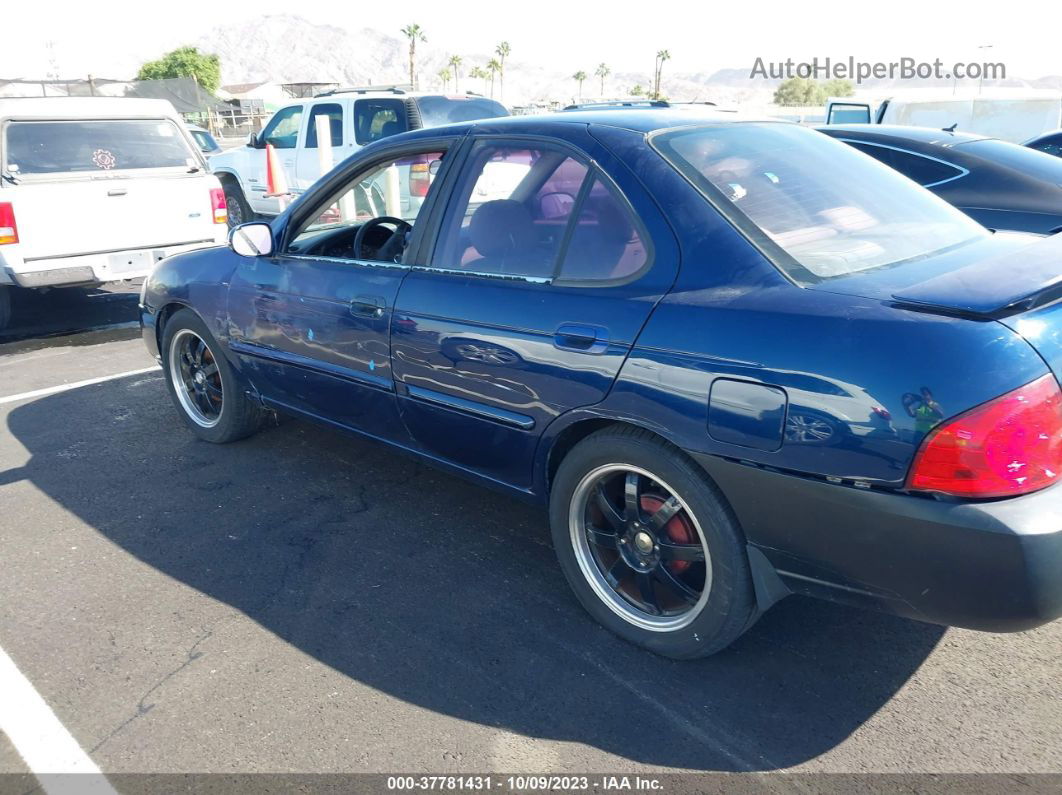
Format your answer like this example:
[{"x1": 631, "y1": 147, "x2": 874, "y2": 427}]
[
  {"x1": 391, "y1": 133, "x2": 678, "y2": 489},
  {"x1": 247, "y1": 104, "x2": 303, "y2": 215},
  {"x1": 227, "y1": 142, "x2": 451, "y2": 440}
]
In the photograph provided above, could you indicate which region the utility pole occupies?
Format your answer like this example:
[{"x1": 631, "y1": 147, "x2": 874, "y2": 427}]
[{"x1": 977, "y1": 44, "x2": 993, "y2": 95}]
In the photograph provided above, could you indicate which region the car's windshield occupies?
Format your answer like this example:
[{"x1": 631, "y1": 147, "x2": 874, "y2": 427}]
[
  {"x1": 654, "y1": 122, "x2": 988, "y2": 283},
  {"x1": 4, "y1": 119, "x2": 198, "y2": 175},
  {"x1": 415, "y1": 96, "x2": 509, "y2": 127}
]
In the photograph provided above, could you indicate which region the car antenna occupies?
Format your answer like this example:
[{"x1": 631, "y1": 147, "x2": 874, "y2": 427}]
[{"x1": 942, "y1": 123, "x2": 958, "y2": 132}]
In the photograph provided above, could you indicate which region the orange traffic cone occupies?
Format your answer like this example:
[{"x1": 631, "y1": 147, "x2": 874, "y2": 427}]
[{"x1": 264, "y1": 143, "x2": 290, "y2": 208}]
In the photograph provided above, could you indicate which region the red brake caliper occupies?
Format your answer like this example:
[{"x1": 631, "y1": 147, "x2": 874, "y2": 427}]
[{"x1": 640, "y1": 494, "x2": 695, "y2": 574}]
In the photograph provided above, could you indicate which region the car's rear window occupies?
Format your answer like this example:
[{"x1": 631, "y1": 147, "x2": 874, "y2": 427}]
[
  {"x1": 654, "y1": 122, "x2": 988, "y2": 283},
  {"x1": 956, "y1": 138, "x2": 1062, "y2": 180},
  {"x1": 415, "y1": 96, "x2": 509, "y2": 127},
  {"x1": 4, "y1": 119, "x2": 197, "y2": 175}
]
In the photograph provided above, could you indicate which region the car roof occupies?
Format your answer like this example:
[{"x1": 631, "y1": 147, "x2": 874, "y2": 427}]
[
  {"x1": 819, "y1": 124, "x2": 991, "y2": 147},
  {"x1": 311, "y1": 89, "x2": 502, "y2": 101},
  {"x1": 0, "y1": 96, "x2": 181, "y2": 119}
]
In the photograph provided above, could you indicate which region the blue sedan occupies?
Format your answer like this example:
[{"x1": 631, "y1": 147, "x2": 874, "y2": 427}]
[{"x1": 140, "y1": 110, "x2": 1062, "y2": 658}]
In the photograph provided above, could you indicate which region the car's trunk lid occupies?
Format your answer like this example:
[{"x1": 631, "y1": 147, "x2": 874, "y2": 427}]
[
  {"x1": 812, "y1": 231, "x2": 1062, "y2": 381},
  {"x1": 889, "y1": 232, "x2": 1062, "y2": 319}
]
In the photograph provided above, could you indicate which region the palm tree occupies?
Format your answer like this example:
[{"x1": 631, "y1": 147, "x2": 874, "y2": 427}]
[
  {"x1": 653, "y1": 49, "x2": 671, "y2": 99},
  {"x1": 469, "y1": 66, "x2": 488, "y2": 95},
  {"x1": 595, "y1": 62, "x2": 611, "y2": 96},
  {"x1": 487, "y1": 58, "x2": 502, "y2": 99},
  {"x1": 400, "y1": 24, "x2": 427, "y2": 89},
  {"x1": 448, "y1": 54, "x2": 463, "y2": 92},
  {"x1": 495, "y1": 41, "x2": 511, "y2": 101},
  {"x1": 437, "y1": 67, "x2": 451, "y2": 91},
  {"x1": 572, "y1": 70, "x2": 587, "y2": 101}
]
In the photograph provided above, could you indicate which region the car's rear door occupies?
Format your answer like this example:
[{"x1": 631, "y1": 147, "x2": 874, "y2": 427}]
[{"x1": 390, "y1": 131, "x2": 679, "y2": 490}]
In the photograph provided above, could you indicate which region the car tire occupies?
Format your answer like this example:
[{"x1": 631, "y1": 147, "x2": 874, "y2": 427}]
[
  {"x1": 221, "y1": 179, "x2": 253, "y2": 228},
  {"x1": 549, "y1": 426, "x2": 756, "y2": 659},
  {"x1": 0, "y1": 285, "x2": 11, "y2": 331},
  {"x1": 161, "y1": 308, "x2": 264, "y2": 443}
]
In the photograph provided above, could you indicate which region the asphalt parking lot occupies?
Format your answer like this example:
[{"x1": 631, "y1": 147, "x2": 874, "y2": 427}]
[{"x1": 1, "y1": 293, "x2": 1060, "y2": 780}]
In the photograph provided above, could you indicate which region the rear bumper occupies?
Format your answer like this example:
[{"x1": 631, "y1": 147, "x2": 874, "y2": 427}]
[
  {"x1": 1, "y1": 238, "x2": 223, "y2": 288},
  {"x1": 694, "y1": 454, "x2": 1062, "y2": 632}
]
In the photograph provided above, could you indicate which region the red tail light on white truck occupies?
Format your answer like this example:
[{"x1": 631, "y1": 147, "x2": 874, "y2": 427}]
[{"x1": 0, "y1": 202, "x2": 17, "y2": 245}]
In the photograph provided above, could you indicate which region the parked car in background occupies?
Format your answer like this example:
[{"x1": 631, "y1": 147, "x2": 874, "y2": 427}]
[
  {"x1": 141, "y1": 110, "x2": 1062, "y2": 659},
  {"x1": 187, "y1": 124, "x2": 222, "y2": 156},
  {"x1": 209, "y1": 88, "x2": 509, "y2": 226},
  {"x1": 1025, "y1": 129, "x2": 1062, "y2": 158},
  {"x1": 0, "y1": 97, "x2": 228, "y2": 330},
  {"x1": 823, "y1": 91, "x2": 1062, "y2": 143},
  {"x1": 820, "y1": 124, "x2": 1062, "y2": 234}
]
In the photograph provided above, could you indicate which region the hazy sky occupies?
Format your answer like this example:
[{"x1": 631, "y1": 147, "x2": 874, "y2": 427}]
[{"x1": 5, "y1": 0, "x2": 1060, "y2": 81}]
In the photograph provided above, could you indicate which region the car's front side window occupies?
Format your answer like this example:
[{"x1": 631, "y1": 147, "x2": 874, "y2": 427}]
[
  {"x1": 288, "y1": 149, "x2": 446, "y2": 262},
  {"x1": 655, "y1": 123, "x2": 988, "y2": 282},
  {"x1": 262, "y1": 106, "x2": 304, "y2": 149}
]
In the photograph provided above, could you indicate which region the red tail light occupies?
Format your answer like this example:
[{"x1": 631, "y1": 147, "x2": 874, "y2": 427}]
[
  {"x1": 409, "y1": 161, "x2": 430, "y2": 198},
  {"x1": 0, "y1": 202, "x2": 18, "y2": 245},
  {"x1": 907, "y1": 374, "x2": 1062, "y2": 498},
  {"x1": 209, "y1": 188, "x2": 228, "y2": 225}
]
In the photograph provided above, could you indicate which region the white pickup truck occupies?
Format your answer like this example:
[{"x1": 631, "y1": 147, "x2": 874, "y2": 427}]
[
  {"x1": 0, "y1": 97, "x2": 229, "y2": 330},
  {"x1": 210, "y1": 89, "x2": 508, "y2": 225}
]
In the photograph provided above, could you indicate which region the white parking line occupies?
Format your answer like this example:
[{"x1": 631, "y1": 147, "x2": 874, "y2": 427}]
[
  {"x1": 0, "y1": 645, "x2": 116, "y2": 794},
  {"x1": 0, "y1": 366, "x2": 161, "y2": 406}
]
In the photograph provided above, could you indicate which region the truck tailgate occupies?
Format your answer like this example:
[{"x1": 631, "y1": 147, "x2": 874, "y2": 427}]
[{"x1": 12, "y1": 173, "x2": 218, "y2": 260}]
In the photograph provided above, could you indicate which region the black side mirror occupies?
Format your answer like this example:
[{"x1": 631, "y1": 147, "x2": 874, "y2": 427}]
[{"x1": 247, "y1": 132, "x2": 260, "y2": 149}]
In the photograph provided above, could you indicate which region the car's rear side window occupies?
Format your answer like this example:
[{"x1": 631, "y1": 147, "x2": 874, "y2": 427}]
[
  {"x1": 354, "y1": 99, "x2": 408, "y2": 145},
  {"x1": 4, "y1": 119, "x2": 196, "y2": 175},
  {"x1": 557, "y1": 178, "x2": 648, "y2": 282},
  {"x1": 431, "y1": 140, "x2": 649, "y2": 284},
  {"x1": 433, "y1": 145, "x2": 585, "y2": 278},
  {"x1": 846, "y1": 142, "x2": 965, "y2": 186}
]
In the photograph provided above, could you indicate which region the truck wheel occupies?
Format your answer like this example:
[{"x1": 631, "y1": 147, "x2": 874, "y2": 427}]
[
  {"x1": 222, "y1": 179, "x2": 253, "y2": 228},
  {"x1": 549, "y1": 426, "x2": 757, "y2": 659},
  {"x1": 161, "y1": 308, "x2": 264, "y2": 443},
  {"x1": 0, "y1": 286, "x2": 11, "y2": 331}
]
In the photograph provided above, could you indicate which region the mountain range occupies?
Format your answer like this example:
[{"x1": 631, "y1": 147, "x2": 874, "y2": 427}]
[{"x1": 197, "y1": 15, "x2": 1062, "y2": 107}]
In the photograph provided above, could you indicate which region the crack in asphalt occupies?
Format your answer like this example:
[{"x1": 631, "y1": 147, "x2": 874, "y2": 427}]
[{"x1": 87, "y1": 619, "x2": 236, "y2": 756}]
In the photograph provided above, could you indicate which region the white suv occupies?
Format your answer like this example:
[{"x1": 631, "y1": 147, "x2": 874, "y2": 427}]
[
  {"x1": 0, "y1": 97, "x2": 228, "y2": 329},
  {"x1": 210, "y1": 89, "x2": 508, "y2": 225}
]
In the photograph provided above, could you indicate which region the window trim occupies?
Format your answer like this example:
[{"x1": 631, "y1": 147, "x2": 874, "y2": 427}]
[
  {"x1": 838, "y1": 138, "x2": 969, "y2": 188},
  {"x1": 416, "y1": 133, "x2": 655, "y2": 289}
]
